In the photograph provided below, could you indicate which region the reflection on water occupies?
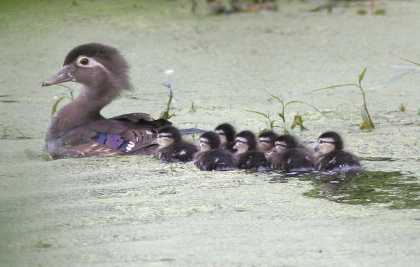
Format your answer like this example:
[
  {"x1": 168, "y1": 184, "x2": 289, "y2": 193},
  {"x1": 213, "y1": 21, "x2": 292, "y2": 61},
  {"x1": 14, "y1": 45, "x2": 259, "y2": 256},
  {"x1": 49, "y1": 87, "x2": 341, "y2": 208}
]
[{"x1": 271, "y1": 171, "x2": 420, "y2": 209}]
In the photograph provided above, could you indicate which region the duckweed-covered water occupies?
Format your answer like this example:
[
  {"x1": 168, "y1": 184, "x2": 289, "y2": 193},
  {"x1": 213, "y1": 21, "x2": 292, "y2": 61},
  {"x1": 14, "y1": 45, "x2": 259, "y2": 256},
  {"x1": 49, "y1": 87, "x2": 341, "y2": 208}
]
[
  {"x1": 1, "y1": 0, "x2": 420, "y2": 266},
  {"x1": 304, "y1": 171, "x2": 420, "y2": 209}
]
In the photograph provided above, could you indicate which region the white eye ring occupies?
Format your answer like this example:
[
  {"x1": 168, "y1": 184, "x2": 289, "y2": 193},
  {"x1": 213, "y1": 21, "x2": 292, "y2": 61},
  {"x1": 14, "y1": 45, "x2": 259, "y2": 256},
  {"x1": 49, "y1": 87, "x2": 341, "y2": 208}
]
[{"x1": 77, "y1": 57, "x2": 90, "y2": 67}]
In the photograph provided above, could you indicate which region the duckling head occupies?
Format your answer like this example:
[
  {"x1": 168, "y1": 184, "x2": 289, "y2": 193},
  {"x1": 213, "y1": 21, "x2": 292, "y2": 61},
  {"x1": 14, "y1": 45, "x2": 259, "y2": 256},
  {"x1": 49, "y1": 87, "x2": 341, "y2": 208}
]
[
  {"x1": 199, "y1": 131, "x2": 221, "y2": 152},
  {"x1": 233, "y1": 130, "x2": 256, "y2": 154},
  {"x1": 317, "y1": 131, "x2": 343, "y2": 155},
  {"x1": 157, "y1": 126, "x2": 182, "y2": 148},
  {"x1": 274, "y1": 134, "x2": 298, "y2": 154},
  {"x1": 257, "y1": 130, "x2": 278, "y2": 153},
  {"x1": 215, "y1": 123, "x2": 236, "y2": 146},
  {"x1": 42, "y1": 43, "x2": 131, "y2": 98}
]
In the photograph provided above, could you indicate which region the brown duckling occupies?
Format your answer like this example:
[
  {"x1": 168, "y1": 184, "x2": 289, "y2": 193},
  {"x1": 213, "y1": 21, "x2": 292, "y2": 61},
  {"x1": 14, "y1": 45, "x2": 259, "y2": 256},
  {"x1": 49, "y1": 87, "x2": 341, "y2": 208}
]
[
  {"x1": 156, "y1": 126, "x2": 198, "y2": 163},
  {"x1": 42, "y1": 43, "x2": 170, "y2": 159},
  {"x1": 194, "y1": 131, "x2": 236, "y2": 171},
  {"x1": 233, "y1": 130, "x2": 271, "y2": 171},
  {"x1": 315, "y1": 131, "x2": 361, "y2": 173},
  {"x1": 257, "y1": 130, "x2": 278, "y2": 156},
  {"x1": 268, "y1": 134, "x2": 315, "y2": 173},
  {"x1": 215, "y1": 123, "x2": 236, "y2": 152}
]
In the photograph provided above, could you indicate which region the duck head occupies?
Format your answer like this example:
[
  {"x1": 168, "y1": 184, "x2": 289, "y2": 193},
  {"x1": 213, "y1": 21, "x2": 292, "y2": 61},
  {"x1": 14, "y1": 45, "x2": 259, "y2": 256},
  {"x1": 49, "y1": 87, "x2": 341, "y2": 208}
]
[
  {"x1": 199, "y1": 131, "x2": 221, "y2": 152},
  {"x1": 42, "y1": 43, "x2": 131, "y2": 96},
  {"x1": 316, "y1": 131, "x2": 343, "y2": 156},
  {"x1": 215, "y1": 123, "x2": 236, "y2": 146},
  {"x1": 273, "y1": 134, "x2": 298, "y2": 154},
  {"x1": 233, "y1": 130, "x2": 256, "y2": 154},
  {"x1": 157, "y1": 126, "x2": 182, "y2": 149},
  {"x1": 257, "y1": 130, "x2": 278, "y2": 153}
]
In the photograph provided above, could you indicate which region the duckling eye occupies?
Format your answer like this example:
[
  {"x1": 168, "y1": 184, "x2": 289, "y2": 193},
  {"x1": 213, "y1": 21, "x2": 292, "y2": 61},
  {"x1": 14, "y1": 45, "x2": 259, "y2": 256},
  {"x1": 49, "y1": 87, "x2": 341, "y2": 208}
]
[{"x1": 78, "y1": 57, "x2": 89, "y2": 66}]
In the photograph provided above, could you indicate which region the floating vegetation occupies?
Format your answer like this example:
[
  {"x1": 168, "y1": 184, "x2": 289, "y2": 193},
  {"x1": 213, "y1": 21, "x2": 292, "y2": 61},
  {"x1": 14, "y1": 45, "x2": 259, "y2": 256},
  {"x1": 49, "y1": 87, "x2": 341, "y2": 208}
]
[
  {"x1": 247, "y1": 94, "x2": 321, "y2": 134},
  {"x1": 189, "y1": 101, "x2": 197, "y2": 113},
  {"x1": 34, "y1": 240, "x2": 53, "y2": 249},
  {"x1": 191, "y1": 0, "x2": 198, "y2": 14},
  {"x1": 290, "y1": 114, "x2": 308, "y2": 131},
  {"x1": 357, "y1": 9, "x2": 367, "y2": 15},
  {"x1": 402, "y1": 57, "x2": 420, "y2": 69},
  {"x1": 303, "y1": 171, "x2": 420, "y2": 209},
  {"x1": 160, "y1": 69, "x2": 176, "y2": 120},
  {"x1": 0, "y1": 121, "x2": 31, "y2": 140},
  {"x1": 310, "y1": 0, "x2": 385, "y2": 15},
  {"x1": 374, "y1": 8, "x2": 386, "y2": 15},
  {"x1": 0, "y1": 94, "x2": 18, "y2": 103},
  {"x1": 206, "y1": 0, "x2": 277, "y2": 15},
  {"x1": 314, "y1": 67, "x2": 375, "y2": 130},
  {"x1": 50, "y1": 85, "x2": 74, "y2": 117},
  {"x1": 399, "y1": 103, "x2": 406, "y2": 112}
]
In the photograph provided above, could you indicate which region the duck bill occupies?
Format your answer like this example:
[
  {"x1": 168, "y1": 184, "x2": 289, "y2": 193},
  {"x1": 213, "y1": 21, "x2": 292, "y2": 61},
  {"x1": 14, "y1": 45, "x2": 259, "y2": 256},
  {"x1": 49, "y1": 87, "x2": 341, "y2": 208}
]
[{"x1": 42, "y1": 65, "x2": 76, "y2": 86}]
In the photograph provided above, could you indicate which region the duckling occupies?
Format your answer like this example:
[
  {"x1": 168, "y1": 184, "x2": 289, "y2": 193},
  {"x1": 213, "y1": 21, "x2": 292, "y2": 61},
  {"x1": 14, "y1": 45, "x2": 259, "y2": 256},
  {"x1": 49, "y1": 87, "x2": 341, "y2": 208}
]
[
  {"x1": 215, "y1": 123, "x2": 236, "y2": 152},
  {"x1": 156, "y1": 126, "x2": 198, "y2": 163},
  {"x1": 194, "y1": 131, "x2": 236, "y2": 171},
  {"x1": 207, "y1": 0, "x2": 228, "y2": 14},
  {"x1": 42, "y1": 43, "x2": 170, "y2": 158},
  {"x1": 268, "y1": 134, "x2": 315, "y2": 173},
  {"x1": 233, "y1": 130, "x2": 271, "y2": 171},
  {"x1": 257, "y1": 130, "x2": 278, "y2": 155},
  {"x1": 315, "y1": 131, "x2": 361, "y2": 173}
]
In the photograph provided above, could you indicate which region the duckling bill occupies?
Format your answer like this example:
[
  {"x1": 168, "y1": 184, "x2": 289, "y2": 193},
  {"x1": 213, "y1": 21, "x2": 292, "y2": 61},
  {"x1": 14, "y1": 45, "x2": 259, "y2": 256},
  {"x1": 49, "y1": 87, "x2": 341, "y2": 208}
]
[{"x1": 42, "y1": 43, "x2": 170, "y2": 159}]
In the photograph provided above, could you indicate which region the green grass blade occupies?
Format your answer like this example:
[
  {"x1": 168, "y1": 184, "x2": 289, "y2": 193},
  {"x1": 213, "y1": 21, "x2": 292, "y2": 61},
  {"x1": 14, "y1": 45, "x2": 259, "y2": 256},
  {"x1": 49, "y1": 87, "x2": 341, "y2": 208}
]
[
  {"x1": 245, "y1": 109, "x2": 270, "y2": 120},
  {"x1": 400, "y1": 57, "x2": 420, "y2": 68},
  {"x1": 312, "y1": 83, "x2": 357, "y2": 92},
  {"x1": 51, "y1": 96, "x2": 66, "y2": 117},
  {"x1": 269, "y1": 94, "x2": 284, "y2": 105},
  {"x1": 360, "y1": 105, "x2": 375, "y2": 130},
  {"x1": 358, "y1": 67, "x2": 367, "y2": 85},
  {"x1": 277, "y1": 112, "x2": 285, "y2": 121},
  {"x1": 284, "y1": 100, "x2": 324, "y2": 114}
]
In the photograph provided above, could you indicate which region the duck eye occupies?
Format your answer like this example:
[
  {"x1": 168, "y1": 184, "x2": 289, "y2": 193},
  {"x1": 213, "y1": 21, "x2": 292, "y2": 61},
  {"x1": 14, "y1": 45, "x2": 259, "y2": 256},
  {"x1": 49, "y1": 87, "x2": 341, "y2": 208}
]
[{"x1": 78, "y1": 57, "x2": 89, "y2": 66}]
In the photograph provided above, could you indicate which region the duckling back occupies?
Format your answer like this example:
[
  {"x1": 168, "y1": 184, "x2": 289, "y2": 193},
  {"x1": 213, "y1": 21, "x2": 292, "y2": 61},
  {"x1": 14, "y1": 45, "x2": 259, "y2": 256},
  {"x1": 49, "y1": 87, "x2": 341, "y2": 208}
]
[
  {"x1": 195, "y1": 149, "x2": 236, "y2": 171},
  {"x1": 316, "y1": 150, "x2": 361, "y2": 174}
]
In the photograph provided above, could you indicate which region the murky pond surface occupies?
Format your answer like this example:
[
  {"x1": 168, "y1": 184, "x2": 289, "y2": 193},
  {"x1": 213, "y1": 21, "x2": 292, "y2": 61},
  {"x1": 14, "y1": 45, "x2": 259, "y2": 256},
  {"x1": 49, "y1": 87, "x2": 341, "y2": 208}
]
[{"x1": 1, "y1": 0, "x2": 419, "y2": 266}]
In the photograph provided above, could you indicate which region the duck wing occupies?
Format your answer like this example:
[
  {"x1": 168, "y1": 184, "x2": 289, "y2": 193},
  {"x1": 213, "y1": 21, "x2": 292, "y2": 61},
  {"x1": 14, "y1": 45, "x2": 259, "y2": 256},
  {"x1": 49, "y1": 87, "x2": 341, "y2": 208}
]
[
  {"x1": 86, "y1": 115, "x2": 171, "y2": 155},
  {"x1": 51, "y1": 114, "x2": 171, "y2": 158}
]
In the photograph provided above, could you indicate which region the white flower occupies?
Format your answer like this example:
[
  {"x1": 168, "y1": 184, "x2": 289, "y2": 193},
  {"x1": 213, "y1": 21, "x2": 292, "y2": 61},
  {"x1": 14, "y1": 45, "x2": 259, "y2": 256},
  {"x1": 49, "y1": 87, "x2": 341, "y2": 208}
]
[{"x1": 164, "y1": 69, "x2": 174, "y2": 76}]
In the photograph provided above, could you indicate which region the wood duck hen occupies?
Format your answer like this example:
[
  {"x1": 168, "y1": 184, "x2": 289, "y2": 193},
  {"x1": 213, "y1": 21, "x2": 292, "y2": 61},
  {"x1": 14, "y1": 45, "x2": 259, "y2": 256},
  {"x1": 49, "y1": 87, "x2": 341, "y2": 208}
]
[{"x1": 42, "y1": 43, "x2": 170, "y2": 159}]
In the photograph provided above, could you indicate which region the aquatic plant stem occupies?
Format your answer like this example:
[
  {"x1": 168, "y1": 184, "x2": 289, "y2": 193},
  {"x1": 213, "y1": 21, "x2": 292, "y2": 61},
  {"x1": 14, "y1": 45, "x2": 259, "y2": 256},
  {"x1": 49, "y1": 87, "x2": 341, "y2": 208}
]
[
  {"x1": 313, "y1": 67, "x2": 375, "y2": 130},
  {"x1": 161, "y1": 84, "x2": 174, "y2": 120}
]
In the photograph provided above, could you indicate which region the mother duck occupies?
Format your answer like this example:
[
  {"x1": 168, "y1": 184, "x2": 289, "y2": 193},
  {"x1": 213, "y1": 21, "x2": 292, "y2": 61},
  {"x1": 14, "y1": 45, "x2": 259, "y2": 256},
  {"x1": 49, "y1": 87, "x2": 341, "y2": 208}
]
[{"x1": 42, "y1": 43, "x2": 170, "y2": 159}]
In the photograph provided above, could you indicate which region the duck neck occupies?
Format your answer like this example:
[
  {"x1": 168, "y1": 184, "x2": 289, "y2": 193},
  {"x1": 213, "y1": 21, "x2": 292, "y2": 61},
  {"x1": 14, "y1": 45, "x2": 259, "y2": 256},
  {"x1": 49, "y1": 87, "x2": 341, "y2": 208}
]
[{"x1": 47, "y1": 83, "x2": 119, "y2": 139}]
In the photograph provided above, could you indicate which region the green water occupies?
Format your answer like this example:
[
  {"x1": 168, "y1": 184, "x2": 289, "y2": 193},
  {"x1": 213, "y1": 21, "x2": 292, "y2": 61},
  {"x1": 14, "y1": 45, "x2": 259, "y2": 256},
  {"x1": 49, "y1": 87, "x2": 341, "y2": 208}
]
[
  {"x1": 304, "y1": 171, "x2": 420, "y2": 209},
  {"x1": 268, "y1": 169, "x2": 420, "y2": 209},
  {"x1": 1, "y1": 0, "x2": 420, "y2": 266}
]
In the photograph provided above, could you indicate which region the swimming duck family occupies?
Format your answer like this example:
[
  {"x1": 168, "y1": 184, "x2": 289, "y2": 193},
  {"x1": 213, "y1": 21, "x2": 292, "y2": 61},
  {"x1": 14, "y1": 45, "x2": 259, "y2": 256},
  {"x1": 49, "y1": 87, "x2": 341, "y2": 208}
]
[{"x1": 42, "y1": 43, "x2": 361, "y2": 175}]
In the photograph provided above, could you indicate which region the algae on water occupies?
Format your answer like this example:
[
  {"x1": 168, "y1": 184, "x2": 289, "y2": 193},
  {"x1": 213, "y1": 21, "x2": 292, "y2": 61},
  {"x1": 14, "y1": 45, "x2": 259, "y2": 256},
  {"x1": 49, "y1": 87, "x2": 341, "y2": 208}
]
[{"x1": 303, "y1": 171, "x2": 420, "y2": 209}]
